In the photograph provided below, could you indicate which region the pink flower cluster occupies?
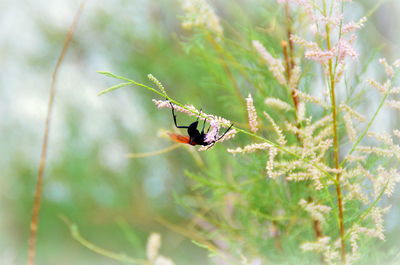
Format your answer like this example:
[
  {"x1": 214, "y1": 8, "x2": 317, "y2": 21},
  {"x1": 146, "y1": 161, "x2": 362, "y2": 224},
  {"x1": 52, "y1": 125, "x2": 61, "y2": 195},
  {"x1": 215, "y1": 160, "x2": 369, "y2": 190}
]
[{"x1": 284, "y1": 1, "x2": 365, "y2": 68}]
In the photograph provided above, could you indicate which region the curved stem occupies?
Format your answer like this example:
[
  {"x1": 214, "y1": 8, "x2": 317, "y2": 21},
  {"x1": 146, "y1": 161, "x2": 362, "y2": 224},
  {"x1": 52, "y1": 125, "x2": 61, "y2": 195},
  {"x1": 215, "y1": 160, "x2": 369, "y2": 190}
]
[
  {"x1": 27, "y1": 4, "x2": 85, "y2": 265},
  {"x1": 60, "y1": 216, "x2": 149, "y2": 265},
  {"x1": 340, "y1": 88, "x2": 391, "y2": 167}
]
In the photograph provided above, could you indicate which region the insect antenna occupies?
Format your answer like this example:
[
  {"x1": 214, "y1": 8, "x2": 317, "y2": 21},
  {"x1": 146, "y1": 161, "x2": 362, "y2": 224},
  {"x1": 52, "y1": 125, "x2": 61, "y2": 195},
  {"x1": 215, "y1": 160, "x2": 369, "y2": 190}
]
[
  {"x1": 196, "y1": 108, "x2": 202, "y2": 122},
  {"x1": 217, "y1": 124, "x2": 234, "y2": 141}
]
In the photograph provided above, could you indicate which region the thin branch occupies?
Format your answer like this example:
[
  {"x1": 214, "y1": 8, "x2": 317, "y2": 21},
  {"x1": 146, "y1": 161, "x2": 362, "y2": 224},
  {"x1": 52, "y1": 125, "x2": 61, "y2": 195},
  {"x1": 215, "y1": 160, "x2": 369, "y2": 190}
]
[
  {"x1": 60, "y1": 216, "x2": 149, "y2": 265},
  {"x1": 323, "y1": 1, "x2": 346, "y2": 262},
  {"x1": 126, "y1": 143, "x2": 182, "y2": 158},
  {"x1": 343, "y1": 179, "x2": 389, "y2": 241},
  {"x1": 340, "y1": 88, "x2": 391, "y2": 167},
  {"x1": 26, "y1": 3, "x2": 85, "y2": 265}
]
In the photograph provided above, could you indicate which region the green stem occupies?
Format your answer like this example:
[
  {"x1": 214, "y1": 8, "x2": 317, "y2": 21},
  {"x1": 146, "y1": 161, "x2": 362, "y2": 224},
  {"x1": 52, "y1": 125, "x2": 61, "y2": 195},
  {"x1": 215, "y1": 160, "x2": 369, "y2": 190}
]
[
  {"x1": 343, "y1": 179, "x2": 389, "y2": 241},
  {"x1": 60, "y1": 216, "x2": 149, "y2": 265},
  {"x1": 324, "y1": 1, "x2": 346, "y2": 262},
  {"x1": 340, "y1": 88, "x2": 391, "y2": 167}
]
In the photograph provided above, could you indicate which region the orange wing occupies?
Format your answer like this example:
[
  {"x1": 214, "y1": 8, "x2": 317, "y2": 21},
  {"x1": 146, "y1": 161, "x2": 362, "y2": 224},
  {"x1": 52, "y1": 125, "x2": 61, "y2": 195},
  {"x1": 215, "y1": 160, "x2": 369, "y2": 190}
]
[{"x1": 168, "y1": 133, "x2": 191, "y2": 144}]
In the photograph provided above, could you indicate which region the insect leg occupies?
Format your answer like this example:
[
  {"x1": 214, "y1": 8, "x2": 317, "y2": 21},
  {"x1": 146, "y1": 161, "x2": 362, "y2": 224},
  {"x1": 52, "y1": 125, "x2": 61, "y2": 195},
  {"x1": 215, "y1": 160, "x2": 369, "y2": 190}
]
[
  {"x1": 196, "y1": 108, "x2": 202, "y2": 123},
  {"x1": 206, "y1": 124, "x2": 212, "y2": 133},
  {"x1": 170, "y1": 102, "x2": 189, "y2": 129},
  {"x1": 217, "y1": 124, "x2": 234, "y2": 141},
  {"x1": 205, "y1": 142, "x2": 215, "y2": 150},
  {"x1": 201, "y1": 118, "x2": 207, "y2": 134}
]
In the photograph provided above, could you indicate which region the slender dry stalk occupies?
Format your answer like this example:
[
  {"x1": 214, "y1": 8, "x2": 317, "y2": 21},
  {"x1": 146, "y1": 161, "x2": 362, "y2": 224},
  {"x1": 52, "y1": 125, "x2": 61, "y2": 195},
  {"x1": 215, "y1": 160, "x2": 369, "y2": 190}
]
[
  {"x1": 308, "y1": 196, "x2": 325, "y2": 264},
  {"x1": 26, "y1": 4, "x2": 85, "y2": 265},
  {"x1": 283, "y1": 3, "x2": 298, "y2": 110},
  {"x1": 282, "y1": 41, "x2": 292, "y2": 80},
  {"x1": 283, "y1": 5, "x2": 327, "y2": 259},
  {"x1": 282, "y1": 40, "x2": 299, "y2": 111},
  {"x1": 284, "y1": 2, "x2": 295, "y2": 70}
]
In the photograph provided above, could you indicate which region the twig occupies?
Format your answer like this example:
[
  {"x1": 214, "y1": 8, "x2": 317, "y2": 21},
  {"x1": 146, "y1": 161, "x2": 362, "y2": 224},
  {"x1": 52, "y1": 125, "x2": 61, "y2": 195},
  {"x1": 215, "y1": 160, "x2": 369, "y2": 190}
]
[
  {"x1": 283, "y1": 2, "x2": 299, "y2": 111},
  {"x1": 340, "y1": 88, "x2": 391, "y2": 167},
  {"x1": 26, "y1": 3, "x2": 85, "y2": 265},
  {"x1": 126, "y1": 143, "x2": 182, "y2": 158},
  {"x1": 59, "y1": 216, "x2": 149, "y2": 265}
]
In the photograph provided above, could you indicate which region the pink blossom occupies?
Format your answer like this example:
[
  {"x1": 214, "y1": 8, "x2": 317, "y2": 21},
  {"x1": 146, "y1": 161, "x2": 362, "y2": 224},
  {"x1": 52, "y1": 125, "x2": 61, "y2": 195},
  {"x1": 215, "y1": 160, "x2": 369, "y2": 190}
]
[
  {"x1": 342, "y1": 17, "x2": 367, "y2": 34},
  {"x1": 333, "y1": 37, "x2": 358, "y2": 61},
  {"x1": 204, "y1": 120, "x2": 221, "y2": 144},
  {"x1": 305, "y1": 49, "x2": 335, "y2": 64}
]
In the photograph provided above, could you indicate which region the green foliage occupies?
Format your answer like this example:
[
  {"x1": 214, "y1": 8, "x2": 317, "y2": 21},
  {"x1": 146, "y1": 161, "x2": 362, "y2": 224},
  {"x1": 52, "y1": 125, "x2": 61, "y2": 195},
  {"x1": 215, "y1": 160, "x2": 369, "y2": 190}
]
[
  {"x1": 94, "y1": 1, "x2": 400, "y2": 264},
  {"x1": 6, "y1": 1, "x2": 400, "y2": 265}
]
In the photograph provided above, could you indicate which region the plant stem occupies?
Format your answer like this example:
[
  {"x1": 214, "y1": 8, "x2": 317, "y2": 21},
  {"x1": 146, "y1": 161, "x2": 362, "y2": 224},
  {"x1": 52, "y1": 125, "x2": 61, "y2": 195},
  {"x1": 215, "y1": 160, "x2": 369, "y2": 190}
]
[
  {"x1": 60, "y1": 216, "x2": 149, "y2": 265},
  {"x1": 283, "y1": 6, "x2": 325, "y2": 250},
  {"x1": 325, "y1": 15, "x2": 346, "y2": 264},
  {"x1": 284, "y1": 2, "x2": 295, "y2": 74},
  {"x1": 340, "y1": 88, "x2": 391, "y2": 167},
  {"x1": 283, "y1": 3, "x2": 299, "y2": 112},
  {"x1": 282, "y1": 41, "x2": 299, "y2": 112},
  {"x1": 26, "y1": 4, "x2": 84, "y2": 265}
]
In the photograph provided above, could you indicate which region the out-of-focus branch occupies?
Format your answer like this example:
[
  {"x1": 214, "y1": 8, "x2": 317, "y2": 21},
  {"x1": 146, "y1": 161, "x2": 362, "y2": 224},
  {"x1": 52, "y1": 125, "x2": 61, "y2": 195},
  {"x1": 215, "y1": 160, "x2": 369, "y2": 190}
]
[{"x1": 26, "y1": 3, "x2": 85, "y2": 265}]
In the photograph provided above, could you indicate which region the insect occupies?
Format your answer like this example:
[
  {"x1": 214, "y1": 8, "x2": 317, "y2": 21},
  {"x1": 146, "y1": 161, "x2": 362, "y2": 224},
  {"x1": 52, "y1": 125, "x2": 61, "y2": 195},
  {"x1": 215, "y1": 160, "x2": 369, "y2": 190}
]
[{"x1": 168, "y1": 102, "x2": 233, "y2": 148}]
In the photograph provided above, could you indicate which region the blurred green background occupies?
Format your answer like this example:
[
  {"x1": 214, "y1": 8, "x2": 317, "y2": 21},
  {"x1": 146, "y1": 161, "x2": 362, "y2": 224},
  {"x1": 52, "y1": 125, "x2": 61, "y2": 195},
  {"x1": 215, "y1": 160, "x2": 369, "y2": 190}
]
[{"x1": 1, "y1": 0, "x2": 400, "y2": 264}]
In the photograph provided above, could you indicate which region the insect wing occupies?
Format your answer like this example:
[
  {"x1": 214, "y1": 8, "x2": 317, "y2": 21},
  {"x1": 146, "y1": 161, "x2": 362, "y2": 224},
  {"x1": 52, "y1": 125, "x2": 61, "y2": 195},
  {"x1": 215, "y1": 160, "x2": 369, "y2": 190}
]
[{"x1": 168, "y1": 133, "x2": 191, "y2": 144}]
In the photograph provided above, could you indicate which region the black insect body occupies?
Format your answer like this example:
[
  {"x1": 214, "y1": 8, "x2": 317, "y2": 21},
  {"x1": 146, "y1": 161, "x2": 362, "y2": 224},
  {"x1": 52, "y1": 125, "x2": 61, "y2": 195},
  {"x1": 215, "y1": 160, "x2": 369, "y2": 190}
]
[{"x1": 168, "y1": 103, "x2": 233, "y2": 148}]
